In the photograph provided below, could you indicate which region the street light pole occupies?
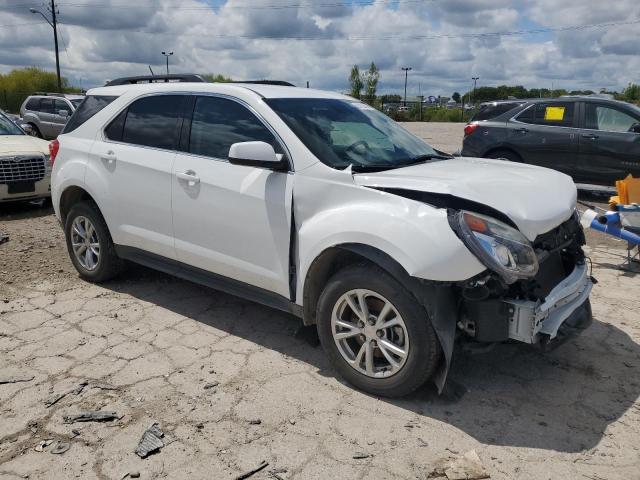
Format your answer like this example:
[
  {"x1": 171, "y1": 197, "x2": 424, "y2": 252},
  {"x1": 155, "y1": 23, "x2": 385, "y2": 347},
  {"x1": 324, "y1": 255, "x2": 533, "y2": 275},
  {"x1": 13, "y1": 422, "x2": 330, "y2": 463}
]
[
  {"x1": 471, "y1": 76, "x2": 479, "y2": 106},
  {"x1": 402, "y1": 67, "x2": 412, "y2": 106},
  {"x1": 30, "y1": 0, "x2": 61, "y2": 92},
  {"x1": 161, "y1": 51, "x2": 174, "y2": 75}
]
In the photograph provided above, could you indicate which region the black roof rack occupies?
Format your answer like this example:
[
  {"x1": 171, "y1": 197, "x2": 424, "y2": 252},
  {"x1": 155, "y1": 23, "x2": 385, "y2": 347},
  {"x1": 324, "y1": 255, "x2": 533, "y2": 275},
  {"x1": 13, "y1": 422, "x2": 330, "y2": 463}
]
[
  {"x1": 32, "y1": 92, "x2": 67, "y2": 97},
  {"x1": 104, "y1": 74, "x2": 206, "y2": 86},
  {"x1": 234, "y1": 80, "x2": 295, "y2": 87}
]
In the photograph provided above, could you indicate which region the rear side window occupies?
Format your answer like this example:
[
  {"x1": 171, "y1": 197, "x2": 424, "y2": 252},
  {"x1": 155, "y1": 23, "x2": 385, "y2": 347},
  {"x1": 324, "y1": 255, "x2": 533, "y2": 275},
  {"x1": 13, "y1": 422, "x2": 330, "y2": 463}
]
[
  {"x1": 472, "y1": 103, "x2": 522, "y2": 121},
  {"x1": 25, "y1": 98, "x2": 40, "y2": 111},
  {"x1": 63, "y1": 95, "x2": 117, "y2": 134},
  {"x1": 40, "y1": 98, "x2": 55, "y2": 114},
  {"x1": 188, "y1": 96, "x2": 282, "y2": 159},
  {"x1": 516, "y1": 102, "x2": 575, "y2": 127},
  {"x1": 120, "y1": 95, "x2": 186, "y2": 150}
]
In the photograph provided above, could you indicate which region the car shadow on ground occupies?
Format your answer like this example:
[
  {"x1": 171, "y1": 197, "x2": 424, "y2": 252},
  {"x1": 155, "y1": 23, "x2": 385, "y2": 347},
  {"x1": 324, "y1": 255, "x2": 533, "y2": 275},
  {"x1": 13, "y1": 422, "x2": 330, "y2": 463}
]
[
  {"x1": 0, "y1": 200, "x2": 52, "y2": 221},
  {"x1": 105, "y1": 264, "x2": 640, "y2": 454}
]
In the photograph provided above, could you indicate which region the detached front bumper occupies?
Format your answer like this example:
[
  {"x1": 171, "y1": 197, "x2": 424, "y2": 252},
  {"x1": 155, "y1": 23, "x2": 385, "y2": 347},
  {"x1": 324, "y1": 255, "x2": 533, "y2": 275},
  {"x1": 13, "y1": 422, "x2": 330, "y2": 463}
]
[{"x1": 506, "y1": 262, "x2": 593, "y2": 344}]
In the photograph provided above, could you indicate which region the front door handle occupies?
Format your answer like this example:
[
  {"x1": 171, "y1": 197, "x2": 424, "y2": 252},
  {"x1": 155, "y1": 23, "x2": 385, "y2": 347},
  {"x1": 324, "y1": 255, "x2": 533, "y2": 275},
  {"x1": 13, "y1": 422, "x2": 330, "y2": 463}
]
[
  {"x1": 581, "y1": 133, "x2": 599, "y2": 140},
  {"x1": 518, "y1": 127, "x2": 528, "y2": 134},
  {"x1": 101, "y1": 150, "x2": 116, "y2": 164},
  {"x1": 177, "y1": 170, "x2": 200, "y2": 186}
]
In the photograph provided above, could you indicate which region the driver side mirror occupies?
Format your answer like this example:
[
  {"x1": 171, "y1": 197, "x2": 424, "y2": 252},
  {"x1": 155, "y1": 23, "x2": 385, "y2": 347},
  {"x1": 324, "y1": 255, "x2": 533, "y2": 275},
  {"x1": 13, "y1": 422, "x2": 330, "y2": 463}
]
[
  {"x1": 630, "y1": 123, "x2": 640, "y2": 134},
  {"x1": 228, "y1": 141, "x2": 287, "y2": 170},
  {"x1": 58, "y1": 110, "x2": 69, "y2": 119}
]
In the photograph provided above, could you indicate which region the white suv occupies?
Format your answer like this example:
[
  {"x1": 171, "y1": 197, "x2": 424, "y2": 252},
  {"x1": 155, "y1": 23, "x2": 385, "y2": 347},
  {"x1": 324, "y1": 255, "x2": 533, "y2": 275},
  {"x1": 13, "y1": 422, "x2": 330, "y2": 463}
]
[{"x1": 50, "y1": 82, "x2": 594, "y2": 397}]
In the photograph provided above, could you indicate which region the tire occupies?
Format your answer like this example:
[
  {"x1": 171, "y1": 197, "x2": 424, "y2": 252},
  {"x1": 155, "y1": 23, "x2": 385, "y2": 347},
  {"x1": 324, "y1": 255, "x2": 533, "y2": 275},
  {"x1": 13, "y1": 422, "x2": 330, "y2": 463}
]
[
  {"x1": 28, "y1": 124, "x2": 42, "y2": 138},
  {"x1": 316, "y1": 264, "x2": 441, "y2": 397},
  {"x1": 64, "y1": 201, "x2": 124, "y2": 282},
  {"x1": 486, "y1": 149, "x2": 522, "y2": 163}
]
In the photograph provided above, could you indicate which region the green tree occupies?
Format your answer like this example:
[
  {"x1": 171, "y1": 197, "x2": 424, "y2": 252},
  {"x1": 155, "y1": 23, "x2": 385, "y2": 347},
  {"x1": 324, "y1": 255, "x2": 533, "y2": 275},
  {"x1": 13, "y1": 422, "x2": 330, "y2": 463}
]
[
  {"x1": 202, "y1": 73, "x2": 233, "y2": 83},
  {"x1": 348, "y1": 65, "x2": 363, "y2": 99},
  {"x1": 617, "y1": 83, "x2": 640, "y2": 104},
  {"x1": 362, "y1": 62, "x2": 379, "y2": 104},
  {"x1": 0, "y1": 67, "x2": 77, "y2": 113},
  {"x1": 451, "y1": 92, "x2": 461, "y2": 103}
]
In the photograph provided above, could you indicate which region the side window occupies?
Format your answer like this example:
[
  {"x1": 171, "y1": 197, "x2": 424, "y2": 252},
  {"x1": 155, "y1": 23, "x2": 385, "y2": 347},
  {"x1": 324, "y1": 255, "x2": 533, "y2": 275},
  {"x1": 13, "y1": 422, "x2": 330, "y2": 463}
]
[
  {"x1": 585, "y1": 104, "x2": 639, "y2": 133},
  {"x1": 532, "y1": 103, "x2": 575, "y2": 127},
  {"x1": 25, "y1": 98, "x2": 40, "y2": 111},
  {"x1": 63, "y1": 95, "x2": 118, "y2": 134},
  {"x1": 121, "y1": 95, "x2": 185, "y2": 150},
  {"x1": 104, "y1": 109, "x2": 127, "y2": 141},
  {"x1": 40, "y1": 98, "x2": 55, "y2": 114},
  {"x1": 515, "y1": 105, "x2": 535, "y2": 124},
  {"x1": 55, "y1": 99, "x2": 72, "y2": 115},
  {"x1": 189, "y1": 96, "x2": 282, "y2": 159}
]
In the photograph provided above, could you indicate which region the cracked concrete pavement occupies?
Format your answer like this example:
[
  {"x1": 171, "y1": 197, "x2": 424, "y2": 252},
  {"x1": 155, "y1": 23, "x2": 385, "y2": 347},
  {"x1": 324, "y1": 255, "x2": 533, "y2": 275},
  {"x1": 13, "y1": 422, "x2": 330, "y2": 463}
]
[{"x1": 1, "y1": 123, "x2": 639, "y2": 479}]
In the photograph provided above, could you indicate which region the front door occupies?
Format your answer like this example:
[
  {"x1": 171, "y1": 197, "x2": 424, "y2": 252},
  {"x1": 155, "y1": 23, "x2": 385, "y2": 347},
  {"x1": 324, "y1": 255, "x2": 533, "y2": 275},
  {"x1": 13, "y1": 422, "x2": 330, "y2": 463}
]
[
  {"x1": 578, "y1": 102, "x2": 640, "y2": 185},
  {"x1": 86, "y1": 94, "x2": 188, "y2": 260},
  {"x1": 507, "y1": 101, "x2": 579, "y2": 176},
  {"x1": 172, "y1": 95, "x2": 292, "y2": 297}
]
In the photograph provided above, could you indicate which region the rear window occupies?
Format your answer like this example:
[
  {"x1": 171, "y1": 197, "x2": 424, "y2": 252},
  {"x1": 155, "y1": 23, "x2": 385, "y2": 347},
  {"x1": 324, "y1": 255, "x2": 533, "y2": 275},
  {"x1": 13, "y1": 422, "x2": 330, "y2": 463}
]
[
  {"x1": 119, "y1": 95, "x2": 186, "y2": 150},
  {"x1": 471, "y1": 102, "x2": 522, "y2": 121},
  {"x1": 62, "y1": 95, "x2": 118, "y2": 134}
]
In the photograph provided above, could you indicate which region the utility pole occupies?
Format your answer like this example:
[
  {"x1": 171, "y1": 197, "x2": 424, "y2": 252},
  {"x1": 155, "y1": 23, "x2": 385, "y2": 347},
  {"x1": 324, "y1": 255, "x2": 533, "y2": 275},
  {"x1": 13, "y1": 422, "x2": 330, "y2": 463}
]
[
  {"x1": 417, "y1": 95, "x2": 424, "y2": 121},
  {"x1": 471, "y1": 76, "x2": 479, "y2": 106},
  {"x1": 30, "y1": 1, "x2": 61, "y2": 92},
  {"x1": 162, "y1": 51, "x2": 174, "y2": 75},
  {"x1": 402, "y1": 67, "x2": 412, "y2": 106}
]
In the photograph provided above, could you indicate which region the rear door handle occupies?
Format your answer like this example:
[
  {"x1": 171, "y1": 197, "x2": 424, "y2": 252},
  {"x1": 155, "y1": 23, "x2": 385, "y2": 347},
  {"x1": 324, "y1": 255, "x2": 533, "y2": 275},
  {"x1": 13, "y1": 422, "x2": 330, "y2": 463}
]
[
  {"x1": 177, "y1": 170, "x2": 200, "y2": 186},
  {"x1": 518, "y1": 128, "x2": 528, "y2": 134},
  {"x1": 101, "y1": 150, "x2": 116, "y2": 164},
  {"x1": 581, "y1": 133, "x2": 599, "y2": 140}
]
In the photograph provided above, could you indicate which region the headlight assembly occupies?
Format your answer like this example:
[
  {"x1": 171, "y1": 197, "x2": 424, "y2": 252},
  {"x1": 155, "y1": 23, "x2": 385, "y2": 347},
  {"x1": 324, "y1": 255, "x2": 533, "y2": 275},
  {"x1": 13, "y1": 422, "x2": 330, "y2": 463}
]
[{"x1": 449, "y1": 210, "x2": 538, "y2": 284}]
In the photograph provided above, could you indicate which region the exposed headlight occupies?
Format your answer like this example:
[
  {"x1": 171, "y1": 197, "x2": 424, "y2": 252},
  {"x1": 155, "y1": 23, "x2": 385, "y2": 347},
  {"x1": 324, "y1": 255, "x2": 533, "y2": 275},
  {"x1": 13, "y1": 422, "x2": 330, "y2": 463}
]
[{"x1": 449, "y1": 210, "x2": 538, "y2": 284}]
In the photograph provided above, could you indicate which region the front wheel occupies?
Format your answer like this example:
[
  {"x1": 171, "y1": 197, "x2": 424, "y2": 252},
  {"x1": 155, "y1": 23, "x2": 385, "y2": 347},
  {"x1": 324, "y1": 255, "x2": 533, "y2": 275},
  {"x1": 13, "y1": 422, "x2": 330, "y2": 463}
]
[{"x1": 316, "y1": 264, "x2": 441, "y2": 397}]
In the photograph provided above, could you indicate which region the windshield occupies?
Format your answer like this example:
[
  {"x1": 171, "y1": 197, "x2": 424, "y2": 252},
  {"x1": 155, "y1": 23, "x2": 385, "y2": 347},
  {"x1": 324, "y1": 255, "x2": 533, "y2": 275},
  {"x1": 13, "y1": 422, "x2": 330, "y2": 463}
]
[
  {"x1": 70, "y1": 98, "x2": 83, "y2": 108},
  {"x1": 265, "y1": 98, "x2": 444, "y2": 170},
  {"x1": 0, "y1": 113, "x2": 23, "y2": 136}
]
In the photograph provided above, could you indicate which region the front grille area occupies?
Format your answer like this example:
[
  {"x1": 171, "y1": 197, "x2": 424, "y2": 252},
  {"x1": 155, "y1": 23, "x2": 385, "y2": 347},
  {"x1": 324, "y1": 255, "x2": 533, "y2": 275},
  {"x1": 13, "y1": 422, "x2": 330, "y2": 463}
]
[{"x1": 0, "y1": 155, "x2": 46, "y2": 184}]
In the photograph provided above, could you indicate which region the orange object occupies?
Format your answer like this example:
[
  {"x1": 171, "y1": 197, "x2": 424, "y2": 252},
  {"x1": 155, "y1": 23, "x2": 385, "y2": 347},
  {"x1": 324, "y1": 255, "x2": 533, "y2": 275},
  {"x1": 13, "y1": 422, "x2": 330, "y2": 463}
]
[{"x1": 610, "y1": 175, "x2": 640, "y2": 206}]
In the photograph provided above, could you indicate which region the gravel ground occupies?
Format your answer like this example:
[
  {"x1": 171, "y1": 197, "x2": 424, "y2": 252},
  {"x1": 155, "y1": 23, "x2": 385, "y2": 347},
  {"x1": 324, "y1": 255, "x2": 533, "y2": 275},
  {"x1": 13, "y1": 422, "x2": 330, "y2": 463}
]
[{"x1": 1, "y1": 123, "x2": 639, "y2": 480}]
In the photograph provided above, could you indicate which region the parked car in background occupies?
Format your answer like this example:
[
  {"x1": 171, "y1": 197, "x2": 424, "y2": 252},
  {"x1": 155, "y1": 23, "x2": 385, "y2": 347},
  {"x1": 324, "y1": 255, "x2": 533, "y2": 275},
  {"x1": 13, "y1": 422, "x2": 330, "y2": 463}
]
[
  {"x1": 20, "y1": 93, "x2": 85, "y2": 139},
  {"x1": 0, "y1": 110, "x2": 51, "y2": 203},
  {"x1": 51, "y1": 82, "x2": 592, "y2": 397},
  {"x1": 462, "y1": 96, "x2": 640, "y2": 186}
]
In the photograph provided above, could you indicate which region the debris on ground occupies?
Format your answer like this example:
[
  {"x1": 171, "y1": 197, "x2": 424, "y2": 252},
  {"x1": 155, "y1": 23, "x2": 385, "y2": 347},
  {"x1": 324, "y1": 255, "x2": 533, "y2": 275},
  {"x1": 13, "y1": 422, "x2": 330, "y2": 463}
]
[
  {"x1": 135, "y1": 422, "x2": 165, "y2": 458},
  {"x1": 0, "y1": 233, "x2": 9, "y2": 245},
  {"x1": 203, "y1": 381, "x2": 219, "y2": 390},
  {"x1": 429, "y1": 450, "x2": 490, "y2": 480},
  {"x1": 121, "y1": 471, "x2": 141, "y2": 479},
  {"x1": 34, "y1": 439, "x2": 53, "y2": 452},
  {"x1": 268, "y1": 468, "x2": 287, "y2": 480},
  {"x1": 352, "y1": 452, "x2": 372, "y2": 459},
  {"x1": 45, "y1": 380, "x2": 89, "y2": 408},
  {"x1": 91, "y1": 382, "x2": 119, "y2": 391},
  {"x1": 63, "y1": 411, "x2": 120, "y2": 424},
  {"x1": 50, "y1": 441, "x2": 70, "y2": 455},
  {"x1": 234, "y1": 460, "x2": 269, "y2": 480},
  {"x1": 248, "y1": 419, "x2": 262, "y2": 425},
  {"x1": 0, "y1": 375, "x2": 34, "y2": 385}
]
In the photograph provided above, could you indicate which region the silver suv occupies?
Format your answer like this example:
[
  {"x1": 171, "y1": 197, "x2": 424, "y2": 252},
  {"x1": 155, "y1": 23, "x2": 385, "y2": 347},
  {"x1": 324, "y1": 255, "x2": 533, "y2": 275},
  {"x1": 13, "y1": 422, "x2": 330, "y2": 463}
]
[{"x1": 20, "y1": 93, "x2": 85, "y2": 139}]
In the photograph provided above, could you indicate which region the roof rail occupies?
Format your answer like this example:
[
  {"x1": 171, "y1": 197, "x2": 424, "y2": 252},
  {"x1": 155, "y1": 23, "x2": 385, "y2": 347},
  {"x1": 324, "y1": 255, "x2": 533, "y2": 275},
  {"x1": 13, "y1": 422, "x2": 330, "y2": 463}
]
[
  {"x1": 32, "y1": 92, "x2": 66, "y2": 97},
  {"x1": 104, "y1": 74, "x2": 206, "y2": 86},
  {"x1": 234, "y1": 80, "x2": 296, "y2": 87}
]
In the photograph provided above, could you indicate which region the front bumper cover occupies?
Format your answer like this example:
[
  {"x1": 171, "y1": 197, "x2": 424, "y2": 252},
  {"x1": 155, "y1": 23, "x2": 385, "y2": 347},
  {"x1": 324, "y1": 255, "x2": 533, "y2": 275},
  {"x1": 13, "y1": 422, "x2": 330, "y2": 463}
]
[{"x1": 505, "y1": 262, "x2": 593, "y2": 344}]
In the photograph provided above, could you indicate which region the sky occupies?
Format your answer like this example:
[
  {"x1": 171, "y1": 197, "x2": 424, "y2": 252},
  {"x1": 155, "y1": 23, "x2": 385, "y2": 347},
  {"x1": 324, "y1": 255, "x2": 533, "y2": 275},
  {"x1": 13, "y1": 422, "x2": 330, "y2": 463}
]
[{"x1": 0, "y1": 0, "x2": 638, "y2": 97}]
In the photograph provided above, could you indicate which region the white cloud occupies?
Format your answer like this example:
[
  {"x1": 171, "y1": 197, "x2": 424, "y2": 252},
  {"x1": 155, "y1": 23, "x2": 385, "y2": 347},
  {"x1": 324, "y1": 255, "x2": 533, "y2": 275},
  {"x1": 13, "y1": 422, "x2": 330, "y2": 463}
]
[{"x1": 0, "y1": 0, "x2": 638, "y2": 95}]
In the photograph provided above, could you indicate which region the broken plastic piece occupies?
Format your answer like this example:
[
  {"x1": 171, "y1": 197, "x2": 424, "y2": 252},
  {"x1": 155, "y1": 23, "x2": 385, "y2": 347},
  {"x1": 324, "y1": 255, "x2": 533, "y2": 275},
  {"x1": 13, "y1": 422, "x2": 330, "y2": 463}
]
[
  {"x1": 63, "y1": 411, "x2": 119, "y2": 424},
  {"x1": 135, "y1": 423, "x2": 164, "y2": 458},
  {"x1": 50, "y1": 441, "x2": 70, "y2": 455}
]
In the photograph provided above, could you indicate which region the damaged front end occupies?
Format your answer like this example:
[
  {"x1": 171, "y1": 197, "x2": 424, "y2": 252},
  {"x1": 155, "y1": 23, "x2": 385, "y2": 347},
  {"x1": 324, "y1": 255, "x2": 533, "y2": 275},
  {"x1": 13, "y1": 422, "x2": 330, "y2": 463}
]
[{"x1": 455, "y1": 212, "x2": 594, "y2": 347}]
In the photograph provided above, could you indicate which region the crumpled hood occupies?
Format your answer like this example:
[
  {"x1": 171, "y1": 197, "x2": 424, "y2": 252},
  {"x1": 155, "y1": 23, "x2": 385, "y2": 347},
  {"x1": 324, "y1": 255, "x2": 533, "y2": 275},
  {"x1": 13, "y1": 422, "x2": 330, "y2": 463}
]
[
  {"x1": 0, "y1": 135, "x2": 49, "y2": 156},
  {"x1": 353, "y1": 157, "x2": 577, "y2": 240}
]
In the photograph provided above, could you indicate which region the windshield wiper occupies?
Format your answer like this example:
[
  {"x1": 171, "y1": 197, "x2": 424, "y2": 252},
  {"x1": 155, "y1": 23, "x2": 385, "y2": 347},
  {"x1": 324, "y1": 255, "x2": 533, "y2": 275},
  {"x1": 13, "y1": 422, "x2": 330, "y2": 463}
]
[{"x1": 348, "y1": 164, "x2": 403, "y2": 173}]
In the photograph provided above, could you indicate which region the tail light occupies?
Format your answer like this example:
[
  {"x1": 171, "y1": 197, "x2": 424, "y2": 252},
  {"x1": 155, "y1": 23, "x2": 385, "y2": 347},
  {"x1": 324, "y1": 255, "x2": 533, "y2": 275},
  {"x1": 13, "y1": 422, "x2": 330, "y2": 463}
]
[
  {"x1": 464, "y1": 122, "x2": 479, "y2": 136},
  {"x1": 49, "y1": 139, "x2": 60, "y2": 166}
]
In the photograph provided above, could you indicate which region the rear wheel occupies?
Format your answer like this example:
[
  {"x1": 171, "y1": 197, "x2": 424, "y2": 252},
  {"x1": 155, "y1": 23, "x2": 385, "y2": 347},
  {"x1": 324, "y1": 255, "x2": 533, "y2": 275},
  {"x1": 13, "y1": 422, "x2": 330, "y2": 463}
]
[
  {"x1": 27, "y1": 124, "x2": 42, "y2": 138},
  {"x1": 316, "y1": 264, "x2": 441, "y2": 397},
  {"x1": 486, "y1": 149, "x2": 522, "y2": 163},
  {"x1": 64, "y1": 201, "x2": 124, "y2": 282}
]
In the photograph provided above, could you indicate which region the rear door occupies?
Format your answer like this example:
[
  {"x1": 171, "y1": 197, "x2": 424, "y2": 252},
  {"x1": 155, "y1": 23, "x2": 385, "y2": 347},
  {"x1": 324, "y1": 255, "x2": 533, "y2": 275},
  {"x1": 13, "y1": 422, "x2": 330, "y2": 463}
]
[
  {"x1": 38, "y1": 98, "x2": 56, "y2": 138},
  {"x1": 53, "y1": 99, "x2": 73, "y2": 136},
  {"x1": 171, "y1": 95, "x2": 293, "y2": 297},
  {"x1": 506, "y1": 101, "x2": 579, "y2": 176},
  {"x1": 87, "y1": 94, "x2": 188, "y2": 260},
  {"x1": 578, "y1": 102, "x2": 640, "y2": 185}
]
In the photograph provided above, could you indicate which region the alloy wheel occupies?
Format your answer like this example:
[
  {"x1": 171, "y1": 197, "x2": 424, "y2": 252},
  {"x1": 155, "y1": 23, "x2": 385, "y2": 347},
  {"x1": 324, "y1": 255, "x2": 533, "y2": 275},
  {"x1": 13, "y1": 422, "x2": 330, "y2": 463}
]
[{"x1": 70, "y1": 216, "x2": 100, "y2": 271}]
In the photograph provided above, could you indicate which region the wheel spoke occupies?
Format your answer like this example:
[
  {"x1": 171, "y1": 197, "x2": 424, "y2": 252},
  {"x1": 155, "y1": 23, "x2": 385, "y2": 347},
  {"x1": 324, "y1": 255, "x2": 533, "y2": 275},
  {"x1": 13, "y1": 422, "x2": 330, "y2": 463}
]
[
  {"x1": 378, "y1": 341, "x2": 401, "y2": 368},
  {"x1": 364, "y1": 341, "x2": 374, "y2": 375},
  {"x1": 85, "y1": 249, "x2": 94, "y2": 269},
  {"x1": 379, "y1": 317, "x2": 401, "y2": 330},
  {"x1": 378, "y1": 338, "x2": 406, "y2": 359},
  {"x1": 74, "y1": 244, "x2": 87, "y2": 255},
  {"x1": 375, "y1": 302, "x2": 393, "y2": 326},
  {"x1": 353, "y1": 342, "x2": 366, "y2": 366},
  {"x1": 73, "y1": 223, "x2": 86, "y2": 239},
  {"x1": 356, "y1": 291, "x2": 369, "y2": 319},
  {"x1": 345, "y1": 293, "x2": 366, "y2": 322},
  {"x1": 335, "y1": 330, "x2": 360, "y2": 341}
]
